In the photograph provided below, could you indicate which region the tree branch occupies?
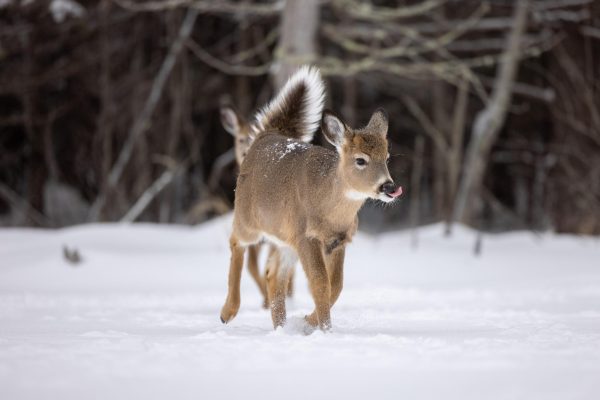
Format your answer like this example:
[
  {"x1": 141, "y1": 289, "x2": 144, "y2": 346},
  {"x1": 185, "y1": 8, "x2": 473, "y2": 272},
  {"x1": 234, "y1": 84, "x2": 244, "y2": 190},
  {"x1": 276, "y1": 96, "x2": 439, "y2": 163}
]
[
  {"x1": 121, "y1": 166, "x2": 178, "y2": 223},
  {"x1": 187, "y1": 39, "x2": 271, "y2": 76},
  {"x1": 333, "y1": 0, "x2": 445, "y2": 21},
  {"x1": 114, "y1": 0, "x2": 284, "y2": 15},
  {"x1": 0, "y1": 183, "x2": 52, "y2": 227},
  {"x1": 401, "y1": 95, "x2": 449, "y2": 155}
]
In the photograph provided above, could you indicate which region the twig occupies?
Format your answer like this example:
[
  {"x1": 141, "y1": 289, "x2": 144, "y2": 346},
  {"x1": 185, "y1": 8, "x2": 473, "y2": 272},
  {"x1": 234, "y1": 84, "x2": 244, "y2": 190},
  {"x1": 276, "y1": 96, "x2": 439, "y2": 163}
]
[
  {"x1": 581, "y1": 26, "x2": 600, "y2": 41},
  {"x1": 121, "y1": 165, "x2": 179, "y2": 223},
  {"x1": 401, "y1": 95, "x2": 448, "y2": 156},
  {"x1": 532, "y1": 8, "x2": 590, "y2": 23},
  {"x1": 0, "y1": 183, "x2": 52, "y2": 227},
  {"x1": 208, "y1": 148, "x2": 236, "y2": 191},
  {"x1": 334, "y1": 0, "x2": 445, "y2": 21},
  {"x1": 229, "y1": 28, "x2": 279, "y2": 64},
  {"x1": 479, "y1": 77, "x2": 555, "y2": 103},
  {"x1": 324, "y1": 2, "x2": 489, "y2": 60},
  {"x1": 187, "y1": 40, "x2": 272, "y2": 76},
  {"x1": 114, "y1": 0, "x2": 284, "y2": 15},
  {"x1": 532, "y1": 0, "x2": 592, "y2": 10}
]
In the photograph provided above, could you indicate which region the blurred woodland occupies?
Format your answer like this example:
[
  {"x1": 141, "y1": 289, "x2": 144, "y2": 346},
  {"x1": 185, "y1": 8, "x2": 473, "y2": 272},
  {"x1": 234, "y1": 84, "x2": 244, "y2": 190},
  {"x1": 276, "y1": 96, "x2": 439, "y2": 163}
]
[{"x1": 1, "y1": 0, "x2": 599, "y2": 234}]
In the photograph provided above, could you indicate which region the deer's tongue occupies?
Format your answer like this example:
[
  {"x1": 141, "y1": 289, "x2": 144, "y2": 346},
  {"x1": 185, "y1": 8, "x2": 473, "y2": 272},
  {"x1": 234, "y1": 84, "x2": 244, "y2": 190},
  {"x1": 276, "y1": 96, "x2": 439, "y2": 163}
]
[{"x1": 388, "y1": 186, "x2": 403, "y2": 198}]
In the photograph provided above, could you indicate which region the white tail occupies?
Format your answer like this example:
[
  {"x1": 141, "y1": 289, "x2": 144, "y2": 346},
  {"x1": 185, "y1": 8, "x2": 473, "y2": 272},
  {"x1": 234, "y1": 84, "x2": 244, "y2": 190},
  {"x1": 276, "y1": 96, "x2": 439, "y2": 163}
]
[{"x1": 252, "y1": 65, "x2": 325, "y2": 142}]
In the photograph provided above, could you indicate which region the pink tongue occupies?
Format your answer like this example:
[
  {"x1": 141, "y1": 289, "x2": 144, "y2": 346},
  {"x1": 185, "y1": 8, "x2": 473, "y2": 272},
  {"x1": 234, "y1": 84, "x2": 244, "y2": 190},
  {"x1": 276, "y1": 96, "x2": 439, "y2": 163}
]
[{"x1": 389, "y1": 186, "x2": 403, "y2": 198}]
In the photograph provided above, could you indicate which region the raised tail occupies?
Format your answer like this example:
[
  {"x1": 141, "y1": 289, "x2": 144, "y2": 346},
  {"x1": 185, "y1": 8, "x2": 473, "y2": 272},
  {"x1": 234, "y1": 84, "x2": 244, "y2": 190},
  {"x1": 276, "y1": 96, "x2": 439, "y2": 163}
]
[{"x1": 252, "y1": 65, "x2": 325, "y2": 142}]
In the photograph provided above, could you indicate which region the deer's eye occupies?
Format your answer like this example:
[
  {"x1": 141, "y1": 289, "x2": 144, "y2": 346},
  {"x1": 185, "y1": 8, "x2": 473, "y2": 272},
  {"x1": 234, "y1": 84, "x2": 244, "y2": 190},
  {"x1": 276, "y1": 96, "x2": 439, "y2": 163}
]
[{"x1": 355, "y1": 158, "x2": 367, "y2": 166}]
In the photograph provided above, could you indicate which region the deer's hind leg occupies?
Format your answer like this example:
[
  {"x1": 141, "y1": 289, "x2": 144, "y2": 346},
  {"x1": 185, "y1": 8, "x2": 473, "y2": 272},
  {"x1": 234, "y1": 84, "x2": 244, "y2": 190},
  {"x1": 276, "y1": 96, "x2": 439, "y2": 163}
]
[
  {"x1": 220, "y1": 235, "x2": 247, "y2": 324},
  {"x1": 286, "y1": 267, "x2": 295, "y2": 298},
  {"x1": 266, "y1": 246, "x2": 295, "y2": 328},
  {"x1": 246, "y1": 244, "x2": 269, "y2": 308},
  {"x1": 266, "y1": 250, "x2": 285, "y2": 328}
]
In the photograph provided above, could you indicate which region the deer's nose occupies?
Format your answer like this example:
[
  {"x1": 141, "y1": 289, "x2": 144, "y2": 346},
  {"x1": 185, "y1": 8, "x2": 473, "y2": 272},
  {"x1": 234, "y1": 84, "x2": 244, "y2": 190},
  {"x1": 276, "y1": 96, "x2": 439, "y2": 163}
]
[{"x1": 380, "y1": 181, "x2": 396, "y2": 195}]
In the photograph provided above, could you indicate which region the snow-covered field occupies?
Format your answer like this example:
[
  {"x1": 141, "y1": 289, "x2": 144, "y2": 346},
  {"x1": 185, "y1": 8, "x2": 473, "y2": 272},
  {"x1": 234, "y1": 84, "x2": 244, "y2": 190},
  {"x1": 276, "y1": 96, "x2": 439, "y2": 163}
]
[{"x1": 1, "y1": 215, "x2": 599, "y2": 399}]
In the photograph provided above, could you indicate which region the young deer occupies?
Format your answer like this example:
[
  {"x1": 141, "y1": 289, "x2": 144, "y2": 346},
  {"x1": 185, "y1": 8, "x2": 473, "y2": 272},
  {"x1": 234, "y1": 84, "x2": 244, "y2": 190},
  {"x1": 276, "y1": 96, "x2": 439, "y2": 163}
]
[
  {"x1": 220, "y1": 106, "x2": 296, "y2": 308},
  {"x1": 220, "y1": 66, "x2": 402, "y2": 330}
]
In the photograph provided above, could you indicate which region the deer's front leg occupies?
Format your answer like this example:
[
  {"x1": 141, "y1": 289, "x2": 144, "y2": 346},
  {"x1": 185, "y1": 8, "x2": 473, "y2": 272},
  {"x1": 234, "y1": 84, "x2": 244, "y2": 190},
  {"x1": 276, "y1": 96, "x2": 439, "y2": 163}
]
[
  {"x1": 220, "y1": 237, "x2": 246, "y2": 324},
  {"x1": 298, "y1": 238, "x2": 331, "y2": 330},
  {"x1": 305, "y1": 247, "x2": 345, "y2": 327}
]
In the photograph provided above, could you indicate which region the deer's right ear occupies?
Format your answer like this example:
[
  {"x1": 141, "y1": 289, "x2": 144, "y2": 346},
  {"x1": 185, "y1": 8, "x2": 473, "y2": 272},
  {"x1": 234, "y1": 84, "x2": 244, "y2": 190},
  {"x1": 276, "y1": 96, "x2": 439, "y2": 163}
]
[
  {"x1": 322, "y1": 110, "x2": 346, "y2": 150},
  {"x1": 220, "y1": 106, "x2": 240, "y2": 136}
]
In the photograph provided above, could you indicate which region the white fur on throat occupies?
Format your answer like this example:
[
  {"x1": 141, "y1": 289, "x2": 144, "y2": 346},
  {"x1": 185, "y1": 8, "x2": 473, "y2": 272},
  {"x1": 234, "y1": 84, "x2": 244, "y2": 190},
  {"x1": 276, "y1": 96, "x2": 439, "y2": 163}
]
[
  {"x1": 253, "y1": 65, "x2": 325, "y2": 143},
  {"x1": 345, "y1": 189, "x2": 370, "y2": 201}
]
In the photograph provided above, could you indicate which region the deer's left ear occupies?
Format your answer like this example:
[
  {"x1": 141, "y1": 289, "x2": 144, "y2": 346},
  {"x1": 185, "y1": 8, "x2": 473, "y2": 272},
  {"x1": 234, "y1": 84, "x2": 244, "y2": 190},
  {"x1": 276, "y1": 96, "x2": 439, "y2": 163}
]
[
  {"x1": 322, "y1": 109, "x2": 348, "y2": 151},
  {"x1": 220, "y1": 106, "x2": 241, "y2": 136},
  {"x1": 367, "y1": 108, "x2": 388, "y2": 137}
]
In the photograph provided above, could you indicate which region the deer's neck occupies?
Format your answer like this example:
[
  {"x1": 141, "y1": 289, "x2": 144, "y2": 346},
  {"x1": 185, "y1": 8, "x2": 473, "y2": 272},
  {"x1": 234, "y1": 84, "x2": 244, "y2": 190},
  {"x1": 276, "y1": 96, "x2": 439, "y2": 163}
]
[{"x1": 324, "y1": 159, "x2": 366, "y2": 223}]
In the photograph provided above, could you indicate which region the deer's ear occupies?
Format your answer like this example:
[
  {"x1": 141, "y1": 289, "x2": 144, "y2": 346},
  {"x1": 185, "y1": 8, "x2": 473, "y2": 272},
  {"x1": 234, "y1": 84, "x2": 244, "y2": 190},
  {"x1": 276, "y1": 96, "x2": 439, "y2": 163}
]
[
  {"x1": 220, "y1": 106, "x2": 240, "y2": 136},
  {"x1": 322, "y1": 110, "x2": 347, "y2": 150},
  {"x1": 367, "y1": 108, "x2": 388, "y2": 137}
]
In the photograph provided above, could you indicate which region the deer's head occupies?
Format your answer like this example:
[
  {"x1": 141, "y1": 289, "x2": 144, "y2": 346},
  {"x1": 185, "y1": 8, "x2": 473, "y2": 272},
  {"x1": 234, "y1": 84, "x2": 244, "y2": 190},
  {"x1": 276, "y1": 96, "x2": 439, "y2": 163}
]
[
  {"x1": 322, "y1": 109, "x2": 402, "y2": 203},
  {"x1": 220, "y1": 106, "x2": 253, "y2": 166}
]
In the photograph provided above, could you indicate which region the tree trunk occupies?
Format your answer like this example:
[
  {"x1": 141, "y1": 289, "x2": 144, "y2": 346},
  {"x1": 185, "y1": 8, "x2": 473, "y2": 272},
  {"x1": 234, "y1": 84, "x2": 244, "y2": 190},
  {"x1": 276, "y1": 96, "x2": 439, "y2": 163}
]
[
  {"x1": 274, "y1": 0, "x2": 320, "y2": 89},
  {"x1": 432, "y1": 79, "x2": 447, "y2": 219},
  {"x1": 410, "y1": 136, "x2": 425, "y2": 249},
  {"x1": 444, "y1": 78, "x2": 469, "y2": 234},
  {"x1": 451, "y1": 0, "x2": 530, "y2": 225}
]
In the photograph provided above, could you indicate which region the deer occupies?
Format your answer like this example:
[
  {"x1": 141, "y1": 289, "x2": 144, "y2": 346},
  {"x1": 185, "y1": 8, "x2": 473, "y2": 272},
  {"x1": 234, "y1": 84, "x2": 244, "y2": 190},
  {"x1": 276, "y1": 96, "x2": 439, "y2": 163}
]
[
  {"x1": 220, "y1": 65, "x2": 403, "y2": 331},
  {"x1": 220, "y1": 106, "x2": 296, "y2": 309}
]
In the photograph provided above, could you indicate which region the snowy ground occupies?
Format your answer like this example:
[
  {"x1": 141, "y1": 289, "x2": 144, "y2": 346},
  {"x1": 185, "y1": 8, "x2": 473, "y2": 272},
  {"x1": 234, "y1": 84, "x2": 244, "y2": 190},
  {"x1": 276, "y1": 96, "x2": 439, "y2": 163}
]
[{"x1": 1, "y1": 215, "x2": 599, "y2": 400}]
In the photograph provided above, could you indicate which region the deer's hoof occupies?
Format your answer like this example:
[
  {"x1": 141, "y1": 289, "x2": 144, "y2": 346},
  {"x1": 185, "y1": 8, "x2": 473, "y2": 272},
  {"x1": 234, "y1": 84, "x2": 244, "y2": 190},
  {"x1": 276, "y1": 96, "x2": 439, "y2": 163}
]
[
  {"x1": 304, "y1": 313, "x2": 318, "y2": 327},
  {"x1": 220, "y1": 302, "x2": 239, "y2": 324}
]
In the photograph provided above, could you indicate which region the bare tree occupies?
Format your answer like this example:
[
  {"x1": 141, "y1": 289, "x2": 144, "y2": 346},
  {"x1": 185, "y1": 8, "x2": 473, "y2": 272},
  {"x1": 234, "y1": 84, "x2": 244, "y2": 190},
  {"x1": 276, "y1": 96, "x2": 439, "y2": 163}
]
[
  {"x1": 451, "y1": 0, "x2": 530, "y2": 227},
  {"x1": 0, "y1": 0, "x2": 596, "y2": 233},
  {"x1": 274, "y1": 0, "x2": 320, "y2": 88}
]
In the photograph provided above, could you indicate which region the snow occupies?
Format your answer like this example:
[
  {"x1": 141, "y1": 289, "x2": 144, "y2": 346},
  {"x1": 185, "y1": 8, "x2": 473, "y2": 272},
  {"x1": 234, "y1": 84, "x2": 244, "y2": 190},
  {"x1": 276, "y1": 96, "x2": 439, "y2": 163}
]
[
  {"x1": 49, "y1": 0, "x2": 85, "y2": 23},
  {"x1": 1, "y1": 216, "x2": 600, "y2": 399},
  {"x1": 264, "y1": 138, "x2": 310, "y2": 162},
  {"x1": 277, "y1": 139, "x2": 309, "y2": 160},
  {"x1": 1, "y1": 1, "x2": 86, "y2": 21}
]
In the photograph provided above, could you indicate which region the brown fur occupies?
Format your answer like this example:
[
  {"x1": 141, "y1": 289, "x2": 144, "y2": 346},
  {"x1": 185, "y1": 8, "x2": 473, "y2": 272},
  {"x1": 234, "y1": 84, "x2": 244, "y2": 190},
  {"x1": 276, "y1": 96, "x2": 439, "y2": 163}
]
[
  {"x1": 220, "y1": 106, "x2": 295, "y2": 309},
  {"x1": 220, "y1": 102, "x2": 399, "y2": 330}
]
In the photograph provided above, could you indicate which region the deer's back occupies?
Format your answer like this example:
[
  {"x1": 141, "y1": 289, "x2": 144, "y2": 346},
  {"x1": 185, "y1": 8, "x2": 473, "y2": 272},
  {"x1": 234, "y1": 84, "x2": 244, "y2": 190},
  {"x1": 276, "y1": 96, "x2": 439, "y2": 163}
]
[{"x1": 234, "y1": 133, "x2": 338, "y2": 240}]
